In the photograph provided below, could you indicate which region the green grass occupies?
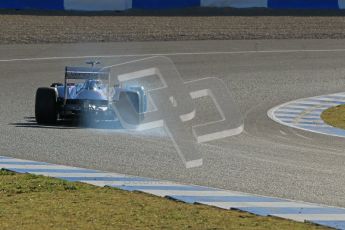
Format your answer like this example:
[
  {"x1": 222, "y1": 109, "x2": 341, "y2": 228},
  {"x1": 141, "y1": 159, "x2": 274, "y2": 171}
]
[
  {"x1": 0, "y1": 169, "x2": 329, "y2": 230},
  {"x1": 321, "y1": 104, "x2": 345, "y2": 129}
]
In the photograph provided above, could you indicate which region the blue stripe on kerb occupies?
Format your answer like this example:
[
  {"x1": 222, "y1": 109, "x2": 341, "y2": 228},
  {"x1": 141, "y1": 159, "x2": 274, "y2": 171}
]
[
  {"x1": 237, "y1": 207, "x2": 345, "y2": 217},
  {"x1": 310, "y1": 221, "x2": 345, "y2": 230},
  {"x1": 321, "y1": 95, "x2": 345, "y2": 100},
  {"x1": 268, "y1": 0, "x2": 339, "y2": 9},
  {"x1": 298, "y1": 117, "x2": 322, "y2": 121},
  {"x1": 275, "y1": 115, "x2": 297, "y2": 120},
  {"x1": 168, "y1": 195, "x2": 283, "y2": 204},
  {"x1": 307, "y1": 99, "x2": 345, "y2": 104},
  {"x1": 0, "y1": 161, "x2": 50, "y2": 165},
  {"x1": 275, "y1": 111, "x2": 321, "y2": 116},
  {"x1": 296, "y1": 121, "x2": 324, "y2": 125},
  {"x1": 290, "y1": 103, "x2": 328, "y2": 107},
  {"x1": 58, "y1": 176, "x2": 154, "y2": 182},
  {"x1": 275, "y1": 112, "x2": 301, "y2": 117},
  {"x1": 278, "y1": 118, "x2": 324, "y2": 123},
  {"x1": 111, "y1": 185, "x2": 216, "y2": 191},
  {"x1": 274, "y1": 111, "x2": 302, "y2": 116},
  {"x1": 7, "y1": 168, "x2": 99, "y2": 173},
  {"x1": 283, "y1": 107, "x2": 325, "y2": 112},
  {"x1": 278, "y1": 107, "x2": 305, "y2": 111}
]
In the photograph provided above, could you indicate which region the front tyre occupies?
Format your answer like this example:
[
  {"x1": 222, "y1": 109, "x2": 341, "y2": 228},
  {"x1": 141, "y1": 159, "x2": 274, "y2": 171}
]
[{"x1": 35, "y1": 87, "x2": 58, "y2": 124}]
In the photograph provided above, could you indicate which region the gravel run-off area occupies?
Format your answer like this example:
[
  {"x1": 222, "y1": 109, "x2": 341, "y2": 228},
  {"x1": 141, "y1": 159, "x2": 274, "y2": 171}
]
[{"x1": 2, "y1": 8, "x2": 345, "y2": 44}]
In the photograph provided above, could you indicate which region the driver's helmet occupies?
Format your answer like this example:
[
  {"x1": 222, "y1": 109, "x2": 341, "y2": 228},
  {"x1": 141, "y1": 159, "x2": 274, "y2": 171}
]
[{"x1": 85, "y1": 79, "x2": 102, "y2": 90}]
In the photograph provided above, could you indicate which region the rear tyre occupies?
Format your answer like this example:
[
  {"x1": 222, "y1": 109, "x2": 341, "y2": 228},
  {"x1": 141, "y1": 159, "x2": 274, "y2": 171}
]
[{"x1": 35, "y1": 87, "x2": 58, "y2": 124}]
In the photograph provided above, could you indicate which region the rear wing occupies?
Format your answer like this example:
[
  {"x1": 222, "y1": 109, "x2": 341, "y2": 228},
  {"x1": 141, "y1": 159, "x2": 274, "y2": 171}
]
[
  {"x1": 65, "y1": 67, "x2": 110, "y2": 80},
  {"x1": 63, "y1": 66, "x2": 111, "y2": 105}
]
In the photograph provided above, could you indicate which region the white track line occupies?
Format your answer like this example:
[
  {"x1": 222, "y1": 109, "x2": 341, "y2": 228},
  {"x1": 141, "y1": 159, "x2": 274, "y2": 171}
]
[{"x1": 3, "y1": 48, "x2": 345, "y2": 62}]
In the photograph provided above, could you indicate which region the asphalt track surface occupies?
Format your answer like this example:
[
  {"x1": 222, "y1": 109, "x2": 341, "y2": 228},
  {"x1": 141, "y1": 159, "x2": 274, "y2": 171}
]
[{"x1": 1, "y1": 39, "x2": 345, "y2": 208}]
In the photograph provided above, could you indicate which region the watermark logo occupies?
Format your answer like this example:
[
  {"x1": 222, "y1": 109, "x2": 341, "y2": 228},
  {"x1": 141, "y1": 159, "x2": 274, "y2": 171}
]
[{"x1": 110, "y1": 57, "x2": 243, "y2": 168}]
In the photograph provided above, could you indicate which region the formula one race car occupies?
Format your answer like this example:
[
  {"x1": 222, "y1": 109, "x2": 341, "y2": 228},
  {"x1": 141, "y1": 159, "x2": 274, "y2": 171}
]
[{"x1": 35, "y1": 62, "x2": 147, "y2": 127}]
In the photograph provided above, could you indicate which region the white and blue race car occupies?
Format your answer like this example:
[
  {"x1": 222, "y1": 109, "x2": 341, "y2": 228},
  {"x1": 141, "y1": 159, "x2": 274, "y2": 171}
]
[{"x1": 35, "y1": 62, "x2": 147, "y2": 126}]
